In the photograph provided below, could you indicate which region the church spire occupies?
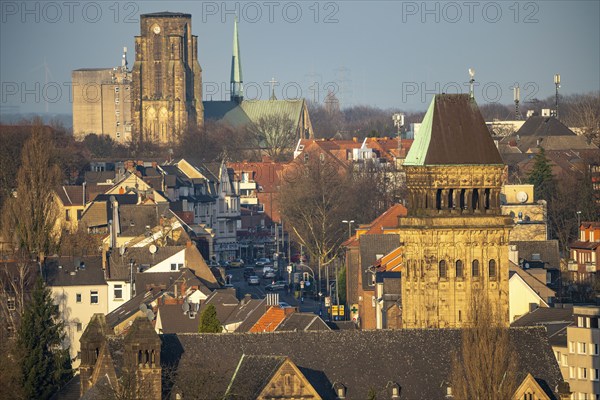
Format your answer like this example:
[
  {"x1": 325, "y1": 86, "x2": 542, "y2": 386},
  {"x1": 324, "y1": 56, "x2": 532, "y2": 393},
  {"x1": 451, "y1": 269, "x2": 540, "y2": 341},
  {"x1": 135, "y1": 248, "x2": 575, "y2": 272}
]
[{"x1": 230, "y1": 16, "x2": 243, "y2": 103}]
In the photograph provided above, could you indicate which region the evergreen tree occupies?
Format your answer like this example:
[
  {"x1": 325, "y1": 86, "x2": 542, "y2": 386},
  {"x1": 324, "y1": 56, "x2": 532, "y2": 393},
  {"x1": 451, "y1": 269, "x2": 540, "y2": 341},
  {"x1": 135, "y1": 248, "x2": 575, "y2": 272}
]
[
  {"x1": 527, "y1": 147, "x2": 555, "y2": 201},
  {"x1": 17, "y1": 278, "x2": 72, "y2": 399},
  {"x1": 198, "y1": 304, "x2": 222, "y2": 333}
]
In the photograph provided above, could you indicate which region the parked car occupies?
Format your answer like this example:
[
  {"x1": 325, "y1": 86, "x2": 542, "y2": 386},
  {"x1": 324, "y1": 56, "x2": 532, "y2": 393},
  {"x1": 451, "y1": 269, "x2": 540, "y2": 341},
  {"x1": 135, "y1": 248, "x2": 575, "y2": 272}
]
[
  {"x1": 263, "y1": 270, "x2": 276, "y2": 279},
  {"x1": 243, "y1": 267, "x2": 255, "y2": 279},
  {"x1": 265, "y1": 281, "x2": 287, "y2": 291},
  {"x1": 278, "y1": 302, "x2": 292, "y2": 308},
  {"x1": 255, "y1": 258, "x2": 272, "y2": 267},
  {"x1": 219, "y1": 260, "x2": 230, "y2": 267},
  {"x1": 247, "y1": 275, "x2": 260, "y2": 285},
  {"x1": 229, "y1": 258, "x2": 245, "y2": 267}
]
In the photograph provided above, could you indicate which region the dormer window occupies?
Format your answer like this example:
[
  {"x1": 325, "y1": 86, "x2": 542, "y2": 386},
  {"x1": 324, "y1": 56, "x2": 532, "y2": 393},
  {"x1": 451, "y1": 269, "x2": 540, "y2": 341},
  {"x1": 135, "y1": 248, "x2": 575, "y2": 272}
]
[{"x1": 332, "y1": 382, "x2": 346, "y2": 399}]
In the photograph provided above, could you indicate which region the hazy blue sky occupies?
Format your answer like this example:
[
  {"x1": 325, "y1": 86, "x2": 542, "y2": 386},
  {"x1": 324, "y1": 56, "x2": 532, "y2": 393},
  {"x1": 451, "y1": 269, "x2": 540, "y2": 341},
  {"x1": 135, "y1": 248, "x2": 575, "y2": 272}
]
[{"x1": 1, "y1": 1, "x2": 598, "y2": 115}]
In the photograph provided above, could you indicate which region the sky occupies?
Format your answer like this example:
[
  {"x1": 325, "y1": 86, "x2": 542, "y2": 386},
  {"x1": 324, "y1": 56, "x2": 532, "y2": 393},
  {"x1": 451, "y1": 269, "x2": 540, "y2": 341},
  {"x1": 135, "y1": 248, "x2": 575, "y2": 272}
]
[{"x1": 1, "y1": 0, "x2": 599, "y2": 116}]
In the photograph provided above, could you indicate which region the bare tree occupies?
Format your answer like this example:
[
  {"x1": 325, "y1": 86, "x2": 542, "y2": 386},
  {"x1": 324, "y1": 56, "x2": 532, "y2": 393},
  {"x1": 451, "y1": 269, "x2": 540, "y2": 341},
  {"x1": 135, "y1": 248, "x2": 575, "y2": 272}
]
[
  {"x1": 0, "y1": 251, "x2": 35, "y2": 340},
  {"x1": 562, "y1": 92, "x2": 600, "y2": 146},
  {"x1": 247, "y1": 114, "x2": 296, "y2": 161},
  {"x1": 1, "y1": 127, "x2": 62, "y2": 262},
  {"x1": 450, "y1": 290, "x2": 518, "y2": 400}
]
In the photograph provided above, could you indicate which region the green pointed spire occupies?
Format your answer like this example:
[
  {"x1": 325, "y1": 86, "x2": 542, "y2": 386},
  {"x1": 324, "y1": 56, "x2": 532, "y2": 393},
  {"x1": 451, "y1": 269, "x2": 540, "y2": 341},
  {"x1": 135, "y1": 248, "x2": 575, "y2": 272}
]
[{"x1": 231, "y1": 16, "x2": 243, "y2": 103}]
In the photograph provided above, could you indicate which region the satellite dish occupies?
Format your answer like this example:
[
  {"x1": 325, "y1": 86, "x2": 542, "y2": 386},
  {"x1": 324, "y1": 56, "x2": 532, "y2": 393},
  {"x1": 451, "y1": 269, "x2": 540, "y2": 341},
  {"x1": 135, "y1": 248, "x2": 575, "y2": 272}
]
[
  {"x1": 182, "y1": 301, "x2": 190, "y2": 313},
  {"x1": 146, "y1": 309, "x2": 155, "y2": 321},
  {"x1": 149, "y1": 244, "x2": 157, "y2": 254},
  {"x1": 139, "y1": 303, "x2": 148, "y2": 313},
  {"x1": 516, "y1": 191, "x2": 528, "y2": 203}
]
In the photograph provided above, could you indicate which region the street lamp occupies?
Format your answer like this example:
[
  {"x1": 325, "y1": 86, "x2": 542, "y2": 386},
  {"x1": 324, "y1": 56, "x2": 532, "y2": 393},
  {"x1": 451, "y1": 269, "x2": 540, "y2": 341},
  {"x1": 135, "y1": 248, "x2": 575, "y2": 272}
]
[{"x1": 342, "y1": 220, "x2": 355, "y2": 239}]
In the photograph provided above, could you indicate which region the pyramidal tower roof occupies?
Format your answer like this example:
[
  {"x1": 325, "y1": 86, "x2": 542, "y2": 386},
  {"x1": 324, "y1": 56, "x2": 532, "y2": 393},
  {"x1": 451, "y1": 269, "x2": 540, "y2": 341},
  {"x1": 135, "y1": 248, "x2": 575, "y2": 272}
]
[{"x1": 404, "y1": 94, "x2": 503, "y2": 166}]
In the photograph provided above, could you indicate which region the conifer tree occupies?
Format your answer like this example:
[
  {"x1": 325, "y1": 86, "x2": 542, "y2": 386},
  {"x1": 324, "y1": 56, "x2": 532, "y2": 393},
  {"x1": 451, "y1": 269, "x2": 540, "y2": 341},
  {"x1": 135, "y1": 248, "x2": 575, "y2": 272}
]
[
  {"x1": 527, "y1": 147, "x2": 555, "y2": 201},
  {"x1": 198, "y1": 304, "x2": 222, "y2": 333},
  {"x1": 17, "y1": 278, "x2": 72, "y2": 399}
]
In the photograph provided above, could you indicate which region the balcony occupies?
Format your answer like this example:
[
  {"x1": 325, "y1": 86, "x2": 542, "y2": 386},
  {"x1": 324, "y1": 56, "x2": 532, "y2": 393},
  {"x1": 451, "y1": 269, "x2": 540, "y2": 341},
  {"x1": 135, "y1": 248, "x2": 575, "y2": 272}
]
[
  {"x1": 567, "y1": 261, "x2": 578, "y2": 272},
  {"x1": 240, "y1": 182, "x2": 257, "y2": 191},
  {"x1": 585, "y1": 263, "x2": 597, "y2": 273}
]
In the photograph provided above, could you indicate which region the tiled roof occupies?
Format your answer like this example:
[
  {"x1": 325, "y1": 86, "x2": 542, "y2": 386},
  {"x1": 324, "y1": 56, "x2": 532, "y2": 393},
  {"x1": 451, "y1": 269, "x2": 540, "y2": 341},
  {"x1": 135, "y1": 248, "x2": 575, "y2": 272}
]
[
  {"x1": 44, "y1": 256, "x2": 105, "y2": 286},
  {"x1": 405, "y1": 94, "x2": 503, "y2": 166},
  {"x1": 362, "y1": 204, "x2": 407, "y2": 235},
  {"x1": 275, "y1": 313, "x2": 330, "y2": 332},
  {"x1": 249, "y1": 306, "x2": 286, "y2": 332},
  {"x1": 569, "y1": 240, "x2": 600, "y2": 250},
  {"x1": 160, "y1": 327, "x2": 564, "y2": 400}
]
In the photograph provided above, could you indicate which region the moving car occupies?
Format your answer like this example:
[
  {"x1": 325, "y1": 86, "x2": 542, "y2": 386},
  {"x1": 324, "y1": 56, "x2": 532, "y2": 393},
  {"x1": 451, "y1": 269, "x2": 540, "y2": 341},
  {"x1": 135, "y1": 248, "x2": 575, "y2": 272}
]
[
  {"x1": 255, "y1": 258, "x2": 272, "y2": 267},
  {"x1": 229, "y1": 258, "x2": 245, "y2": 267},
  {"x1": 243, "y1": 267, "x2": 255, "y2": 279},
  {"x1": 263, "y1": 270, "x2": 276, "y2": 279},
  {"x1": 247, "y1": 275, "x2": 260, "y2": 285},
  {"x1": 265, "y1": 281, "x2": 287, "y2": 291}
]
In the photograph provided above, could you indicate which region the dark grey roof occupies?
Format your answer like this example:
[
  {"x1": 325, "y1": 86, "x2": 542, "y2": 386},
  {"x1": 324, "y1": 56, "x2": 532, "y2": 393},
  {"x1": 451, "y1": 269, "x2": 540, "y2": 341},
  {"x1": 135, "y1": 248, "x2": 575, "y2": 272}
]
[
  {"x1": 224, "y1": 355, "x2": 286, "y2": 399},
  {"x1": 105, "y1": 288, "x2": 164, "y2": 329},
  {"x1": 203, "y1": 101, "x2": 241, "y2": 121},
  {"x1": 160, "y1": 327, "x2": 564, "y2": 400},
  {"x1": 226, "y1": 298, "x2": 266, "y2": 330},
  {"x1": 45, "y1": 256, "x2": 106, "y2": 287},
  {"x1": 50, "y1": 375, "x2": 80, "y2": 400},
  {"x1": 516, "y1": 116, "x2": 577, "y2": 137},
  {"x1": 511, "y1": 306, "x2": 574, "y2": 347},
  {"x1": 275, "y1": 313, "x2": 330, "y2": 332},
  {"x1": 118, "y1": 204, "x2": 161, "y2": 237},
  {"x1": 511, "y1": 240, "x2": 561, "y2": 269},
  {"x1": 359, "y1": 234, "x2": 400, "y2": 290},
  {"x1": 203, "y1": 289, "x2": 241, "y2": 324},
  {"x1": 135, "y1": 268, "x2": 216, "y2": 294},
  {"x1": 157, "y1": 304, "x2": 200, "y2": 334},
  {"x1": 108, "y1": 245, "x2": 185, "y2": 280}
]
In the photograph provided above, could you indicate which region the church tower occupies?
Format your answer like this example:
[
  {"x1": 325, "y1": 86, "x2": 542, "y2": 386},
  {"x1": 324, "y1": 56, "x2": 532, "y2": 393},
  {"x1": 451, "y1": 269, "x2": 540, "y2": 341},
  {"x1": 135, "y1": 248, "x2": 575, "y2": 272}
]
[
  {"x1": 131, "y1": 12, "x2": 203, "y2": 145},
  {"x1": 230, "y1": 16, "x2": 243, "y2": 104},
  {"x1": 400, "y1": 94, "x2": 512, "y2": 328}
]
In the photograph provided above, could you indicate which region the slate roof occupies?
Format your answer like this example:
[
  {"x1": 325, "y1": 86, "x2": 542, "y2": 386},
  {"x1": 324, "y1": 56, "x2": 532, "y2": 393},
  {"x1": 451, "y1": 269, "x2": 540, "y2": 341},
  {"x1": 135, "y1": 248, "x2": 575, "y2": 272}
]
[
  {"x1": 105, "y1": 288, "x2": 164, "y2": 329},
  {"x1": 517, "y1": 116, "x2": 578, "y2": 137},
  {"x1": 359, "y1": 234, "x2": 400, "y2": 290},
  {"x1": 135, "y1": 268, "x2": 215, "y2": 294},
  {"x1": 56, "y1": 185, "x2": 87, "y2": 206},
  {"x1": 44, "y1": 256, "x2": 105, "y2": 286},
  {"x1": 157, "y1": 304, "x2": 200, "y2": 334},
  {"x1": 225, "y1": 298, "x2": 266, "y2": 331},
  {"x1": 203, "y1": 289, "x2": 241, "y2": 325},
  {"x1": 405, "y1": 94, "x2": 503, "y2": 166},
  {"x1": 275, "y1": 312, "x2": 331, "y2": 332},
  {"x1": 224, "y1": 355, "x2": 287, "y2": 399},
  {"x1": 108, "y1": 245, "x2": 185, "y2": 280},
  {"x1": 511, "y1": 307, "x2": 573, "y2": 347},
  {"x1": 160, "y1": 327, "x2": 564, "y2": 400},
  {"x1": 511, "y1": 240, "x2": 561, "y2": 269},
  {"x1": 118, "y1": 204, "x2": 162, "y2": 237}
]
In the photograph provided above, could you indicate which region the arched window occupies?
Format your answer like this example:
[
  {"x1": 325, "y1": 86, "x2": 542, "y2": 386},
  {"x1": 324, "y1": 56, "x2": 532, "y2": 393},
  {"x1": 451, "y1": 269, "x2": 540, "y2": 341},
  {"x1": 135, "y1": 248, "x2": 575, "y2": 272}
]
[
  {"x1": 472, "y1": 260, "x2": 480, "y2": 277},
  {"x1": 472, "y1": 189, "x2": 479, "y2": 210},
  {"x1": 460, "y1": 189, "x2": 466, "y2": 209},
  {"x1": 436, "y1": 189, "x2": 442, "y2": 210},
  {"x1": 489, "y1": 259, "x2": 497, "y2": 279},
  {"x1": 405, "y1": 260, "x2": 410, "y2": 278},
  {"x1": 420, "y1": 260, "x2": 425, "y2": 278},
  {"x1": 456, "y1": 260, "x2": 463, "y2": 278},
  {"x1": 448, "y1": 189, "x2": 454, "y2": 209},
  {"x1": 439, "y1": 260, "x2": 447, "y2": 279}
]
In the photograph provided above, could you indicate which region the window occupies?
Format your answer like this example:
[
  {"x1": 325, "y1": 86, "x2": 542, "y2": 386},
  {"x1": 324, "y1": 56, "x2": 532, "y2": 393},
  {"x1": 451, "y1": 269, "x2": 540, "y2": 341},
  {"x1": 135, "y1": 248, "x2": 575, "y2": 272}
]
[
  {"x1": 472, "y1": 260, "x2": 480, "y2": 277},
  {"x1": 570, "y1": 366, "x2": 576, "y2": 379},
  {"x1": 488, "y1": 259, "x2": 497, "y2": 279},
  {"x1": 579, "y1": 316, "x2": 585, "y2": 327},
  {"x1": 171, "y1": 263, "x2": 177, "y2": 271},
  {"x1": 76, "y1": 293, "x2": 82, "y2": 303},
  {"x1": 555, "y1": 351, "x2": 561, "y2": 362},
  {"x1": 114, "y1": 284, "x2": 123, "y2": 300},
  {"x1": 439, "y1": 260, "x2": 447, "y2": 279},
  {"x1": 593, "y1": 369, "x2": 599, "y2": 381},
  {"x1": 65, "y1": 209, "x2": 71, "y2": 221},
  {"x1": 76, "y1": 322, "x2": 82, "y2": 332},
  {"x1": 456, "y1": 260, "x2": 463, "y2": 278},
  {"x1": 570, "y1": 341, "x2": 575, "y2": 353},
  {"x1": 579, "y1": 342, "x2": 587, "y2": 354},
  {"x1": 562, "y1": 353, "x2": 568, "y2": 366},
  {"x1": 178, "y1": 263, "x2": 183, "y2": 270},
  {"x1": 7, "y1": 297, "x2": 16, "y2": 311},
  {"x1": 592, "y1": 343, "x2": 599, "y2": 355},
  {"x1": 579, "y1": 367, "x2": 587, "y2": 379},
  {"x1": 114, "y1": 87, "x2": 119, "y2": 93},
  {"x1": 90, "y1": 290, "x2": 98, "y2": 304}
]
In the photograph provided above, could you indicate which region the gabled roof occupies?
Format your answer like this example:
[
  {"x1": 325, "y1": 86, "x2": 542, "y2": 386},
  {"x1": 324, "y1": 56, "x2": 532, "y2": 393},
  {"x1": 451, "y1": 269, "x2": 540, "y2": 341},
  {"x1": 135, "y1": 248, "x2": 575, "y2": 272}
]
[
  {"x1": 108, "y1": 245, "x2": 185, "y2": 280},
  {"x1": 45, "y1": 256, "x2": 105, "y2": 287},
  {"x1": 156, "y1": 304, "x2": 200, "y2": 334},
  {"x1": 161, "y1": 327, "x2": 565, "y2": 400},
  {"x1": 249, "y1": 306, "x2": 287, "y2": 333},
  {"x1": 105, "y1": 288, "x2": 164, "y2": 329},
  {"x1": 509, "y1": 262, "x2": 556, "y2": 301},
  {"x1": 511, "y1": 240, "x2": 561, "y2": 269},
  {"x1": 224, "y1": 354, "x2": 287, "y2": 399},
  {"x1": 359, "y1": 204, "x2": 407, "y2": 236},
  {"x1": 511, "y1": 307, "x2": 573, "y2": 347},
  {"x1": 203, "y1": 289, "x2": 241, "y2": 324},
  {"x1": 275, "y1": 313, "x2": 331, "y2": 332},
  {"x1": 405, "y1": 94, "x2": 503, "y2": 166},
  {"x1": 56, "y1": 185, "x2": 88, "y2": 206},
  {"x1": 517, "y1": 116, "x2": 577, "y2": 137}
]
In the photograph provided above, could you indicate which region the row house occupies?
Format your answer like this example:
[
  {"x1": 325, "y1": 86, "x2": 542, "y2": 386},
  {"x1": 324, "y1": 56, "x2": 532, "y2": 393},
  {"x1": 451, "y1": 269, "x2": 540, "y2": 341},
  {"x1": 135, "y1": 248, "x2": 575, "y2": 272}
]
[{"x1": 569, "y1": 222, "x2": 600, "y2": 282}]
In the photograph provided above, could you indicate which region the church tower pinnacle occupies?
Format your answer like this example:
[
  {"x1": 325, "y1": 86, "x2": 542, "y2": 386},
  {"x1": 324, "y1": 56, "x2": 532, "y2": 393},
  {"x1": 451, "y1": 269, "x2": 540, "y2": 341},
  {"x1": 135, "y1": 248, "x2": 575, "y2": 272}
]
[{"x1": 231, "y1": 16, "x2": 243, "y2": 103}]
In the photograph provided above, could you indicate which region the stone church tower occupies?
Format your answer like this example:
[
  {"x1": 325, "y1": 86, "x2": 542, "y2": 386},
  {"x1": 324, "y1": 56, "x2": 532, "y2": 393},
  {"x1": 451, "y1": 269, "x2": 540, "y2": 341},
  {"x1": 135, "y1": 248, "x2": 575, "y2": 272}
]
[
  {"x1": 132, "y1": 12, "x2": 203, "y2": 144},
  {"x1": 400, "y1": 94, "x2": 512, "y2": 328}
]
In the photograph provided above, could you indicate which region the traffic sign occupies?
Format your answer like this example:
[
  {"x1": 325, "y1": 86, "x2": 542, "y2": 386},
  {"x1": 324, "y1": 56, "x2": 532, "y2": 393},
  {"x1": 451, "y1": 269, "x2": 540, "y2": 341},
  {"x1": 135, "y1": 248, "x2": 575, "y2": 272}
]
[
  {"x1": 287, "y1": 265, "x2": 292, "y2": 273},
  {"x1": 331, "y1": 305, "x2": 339, "y2": 315},
  {"x1": 324, "y1": 296, "x2": 331, "y2": 307}
]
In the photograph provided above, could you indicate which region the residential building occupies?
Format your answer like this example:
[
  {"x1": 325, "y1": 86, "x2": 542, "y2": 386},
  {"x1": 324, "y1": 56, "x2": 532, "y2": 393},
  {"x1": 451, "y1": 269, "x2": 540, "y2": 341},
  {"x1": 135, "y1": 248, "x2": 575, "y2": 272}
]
[
  {"x1": 45, "y1": 256, "x2": 107, "y2": 368},
  {"x1": 509, "y1": 262, "x2": 556, "y2": 322},
  {"x1": 569, "y1": 222, "x2": 600, "y2": 282}
]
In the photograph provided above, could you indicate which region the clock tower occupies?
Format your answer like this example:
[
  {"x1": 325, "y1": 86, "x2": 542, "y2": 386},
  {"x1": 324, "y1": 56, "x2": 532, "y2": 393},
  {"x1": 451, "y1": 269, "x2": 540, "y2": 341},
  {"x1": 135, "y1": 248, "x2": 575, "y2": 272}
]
[{"x1": 131, "y1": 12, "x2": 204, "y2": 145}]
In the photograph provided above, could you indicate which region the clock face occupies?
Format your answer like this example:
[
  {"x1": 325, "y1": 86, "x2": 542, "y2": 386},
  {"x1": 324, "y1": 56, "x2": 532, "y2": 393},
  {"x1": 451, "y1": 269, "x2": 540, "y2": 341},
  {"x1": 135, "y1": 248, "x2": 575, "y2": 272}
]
[
  {"x1": 152, "y1": 24, "x2": 161, "y2": 34},
  {"x1": 516, "y1": 191, "x2": 528, "y2": 203}
]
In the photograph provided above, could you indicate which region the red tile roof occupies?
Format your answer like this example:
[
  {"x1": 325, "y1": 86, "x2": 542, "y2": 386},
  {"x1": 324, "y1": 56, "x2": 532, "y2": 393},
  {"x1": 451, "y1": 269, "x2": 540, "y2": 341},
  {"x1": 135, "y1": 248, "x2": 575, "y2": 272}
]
[{"x1": 249, "y1": 306, "x2": 288, "y2": 333}]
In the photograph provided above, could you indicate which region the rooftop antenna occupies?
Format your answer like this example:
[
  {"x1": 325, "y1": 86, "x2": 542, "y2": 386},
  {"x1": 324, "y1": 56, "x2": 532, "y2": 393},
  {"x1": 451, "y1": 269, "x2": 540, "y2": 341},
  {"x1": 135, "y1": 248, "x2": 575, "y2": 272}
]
[
  {"x1": 513, "y1": 84, "x2": 522, "y2": 120},
  {"x1": 468, "y1": 68, "x2": 475, "y2": 101},
  {"x1": 553, "y1": 73, "x2": 561, "y2": 119}
]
